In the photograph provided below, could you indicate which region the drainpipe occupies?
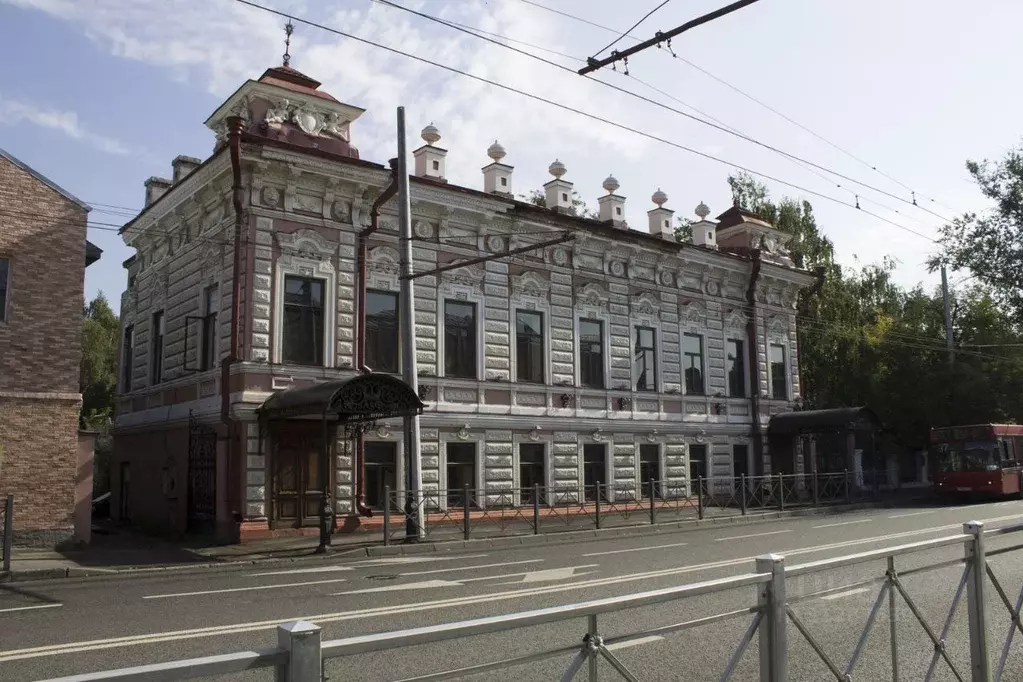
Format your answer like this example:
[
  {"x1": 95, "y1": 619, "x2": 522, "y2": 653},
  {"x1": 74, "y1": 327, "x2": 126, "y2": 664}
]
[
  {"x1": 222, "y1": 116, "x2": 246, "y2": 534},
  {"x1": 352, "y1": 159, "x2": 400, "y2": 516},
  {"x1": 745, "y1": 249, "x2": 764, "y2": 476}
]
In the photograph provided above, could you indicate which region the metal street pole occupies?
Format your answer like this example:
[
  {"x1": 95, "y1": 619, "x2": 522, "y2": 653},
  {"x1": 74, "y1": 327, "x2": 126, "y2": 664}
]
[{"x1": 396, "y1": 106, "x2": 425, "y2": 541}]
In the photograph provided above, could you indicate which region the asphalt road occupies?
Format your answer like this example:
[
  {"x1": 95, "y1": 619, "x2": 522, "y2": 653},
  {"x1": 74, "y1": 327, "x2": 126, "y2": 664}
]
[{"x1": 5, "y1": 499, "x2": 1023, "y2": 681}]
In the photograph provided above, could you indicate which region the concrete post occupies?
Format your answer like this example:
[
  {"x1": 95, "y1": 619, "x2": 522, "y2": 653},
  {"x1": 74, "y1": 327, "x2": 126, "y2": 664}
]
[
  {"x1": 757, "y1": 554, "x2": 787, "y2": 682},
  {"x1": 964, "y1": 521, "x2": 992, "y2": 682},
  {"x1": 276, "y1": 621, "x2": 322, "y2": 682}
]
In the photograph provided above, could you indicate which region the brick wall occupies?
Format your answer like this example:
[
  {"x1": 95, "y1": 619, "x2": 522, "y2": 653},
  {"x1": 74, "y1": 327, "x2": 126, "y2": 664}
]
[{"x1": 0, "y1": 155, "x2": 88, "y2": 393}]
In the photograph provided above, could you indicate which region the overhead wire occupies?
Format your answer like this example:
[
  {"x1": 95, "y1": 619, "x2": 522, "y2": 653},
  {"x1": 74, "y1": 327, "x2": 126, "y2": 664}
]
[
  {"x1": 590, "y1": 0, "x2": 674, "y2": 59},
  {"x1": 515, "y1": 0, "x2": 959, "y2": 216}
]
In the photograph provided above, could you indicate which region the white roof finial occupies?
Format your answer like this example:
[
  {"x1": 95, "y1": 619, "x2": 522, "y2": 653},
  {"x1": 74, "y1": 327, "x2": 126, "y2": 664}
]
[
  {"x1": 651, "y1": 188, "x2": 668, "y2": 207},
  {"x1": 487, "y1": 140, "x2": 506, "y2": 162},
  {"x1": 602, "y1": 174, "x2": 620, "y2": 194},
  {"x1": 421, "y1": 123, "x2": 441, "y2": 145},
  {"x1": 548, "y1": 159, "x2": 567, "y2": 178},
  {"x1": 695, "y1": 201, "x2": 710, "y2": 219}
]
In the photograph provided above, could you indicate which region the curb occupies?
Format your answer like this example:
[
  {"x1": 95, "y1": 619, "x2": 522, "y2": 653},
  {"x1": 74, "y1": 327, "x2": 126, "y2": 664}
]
[{"x1": 0, "y1": 499, "x2": 913, "y2": 583}]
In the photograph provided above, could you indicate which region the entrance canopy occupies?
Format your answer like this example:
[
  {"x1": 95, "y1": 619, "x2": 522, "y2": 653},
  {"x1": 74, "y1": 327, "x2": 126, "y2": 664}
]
[
  {"x1": 769, "y1": 407, "x2": 881, "y2": 436},
  {"x1": 258, "y1": 373, "x2": 424, "y2": 422}
]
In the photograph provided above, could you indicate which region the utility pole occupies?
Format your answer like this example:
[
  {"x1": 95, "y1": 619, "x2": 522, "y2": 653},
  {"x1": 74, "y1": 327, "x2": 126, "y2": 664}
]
[
  {"x1": 578, "y1": 0, "x2": 761, "y2": 75},
  {"x1": 941, "y1": 265, "x2": 954, "y2": 369},
  {"x1": 396, "y1": 106, "x2": 425, "y2": 541}
]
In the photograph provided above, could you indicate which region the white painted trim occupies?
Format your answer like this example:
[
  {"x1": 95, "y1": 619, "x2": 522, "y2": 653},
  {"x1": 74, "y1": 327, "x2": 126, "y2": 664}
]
[{"x1": 271, "y1": 230, "x2": 338, "y2": 367}]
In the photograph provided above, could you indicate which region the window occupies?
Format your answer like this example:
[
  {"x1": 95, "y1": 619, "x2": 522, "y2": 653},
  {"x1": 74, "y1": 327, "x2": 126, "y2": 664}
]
[
  {"x1": 683, "y1": 333, "x2": 705, "y2": 395},
  {"x1": 634, "y1": 327, "x2": 657, "y2": 391},
  {"x1": 689, "y1": 444, "x2": 707, "y2": 483},
  {"x1": 432, "y1": 160, "x2": 440, "y2": 171},
  {"x1": 515, "y1": 310, "x2": 544, "y2": 383},
  {"x1": 0, "y1": 257, "x2": 8, "y2": 322},
  {"x1": 366, "y1": 290, "x2": 399, "y2": 373},
  {"x1": 447, "y1": 443, "x2": 477, "y2": 507},
  {"x1": 444, "y1": 300, "x2": 476, "y2": 378},
  {"x1": 579, "y1": 319, "x2": 605, "y2": 389},
  {"x1": 364, "y1": 442, "x2": 398, "y2": 510},
  {"x1": 519, "y1": 444, "x2": 545, "y2": 503},
  {"x1": 770, "y1": 344, "x2": 787, "y2": 400},
  {"x1": 500, "y1": 176, "x2": 508, "y2": 187},
  {"x1": 150, "y1": 311, "x2": 164, "y2": 384},
  {"x1": 732, "y1": 444, "x2": 749, "y2": 480},
  {"x1": 639, "y1": 444, "x2": 660, "y2": 498},
  {"x1": 726, "y1": 339, "x2": 746, "y2": 398},
  {"x1": 282, "y1": 276, "x2": 325, "y2": 365},
  {"x1": 201, "y1": 285, "x2": 218, "y2": 371},
  {"x1": 583, "y1": 444, "x2": 607, "y2": 501},
  {"x1": 121, "y1": 325, "x2": 134, "y2": 392}
]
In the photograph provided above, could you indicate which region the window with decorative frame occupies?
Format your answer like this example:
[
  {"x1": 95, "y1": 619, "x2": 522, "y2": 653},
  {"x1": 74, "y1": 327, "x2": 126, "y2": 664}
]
[
  {"x1": 770, "y1": 343, "x2": 787, "y2": 400},
  {"x1": 444, "y1": 300, "x2": 477, "y2": 379},
  {"x1": 515, "y1": 310, "x2": 544, "y2": 384},
  {"x1": 683, "y1": 333, "x2": 705, "y2": 395},
  {"x1": 726, "y1": 338, "x2": 747, "y2": 398},
  {"x1": 272, "y1": 229, "x2": 337, "y2": 368},
  {"x1": 366, "y1": 289, "x2": 400, "y2": 373},
  {"x1": 575, "y1": 282, "x2": 610, "y2": 390}
]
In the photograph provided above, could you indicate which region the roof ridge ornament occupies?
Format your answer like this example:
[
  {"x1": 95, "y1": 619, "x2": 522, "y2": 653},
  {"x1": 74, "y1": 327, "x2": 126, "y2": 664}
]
[{"x1": 282, "y1": 19, "x2": 295, "y2": 67}]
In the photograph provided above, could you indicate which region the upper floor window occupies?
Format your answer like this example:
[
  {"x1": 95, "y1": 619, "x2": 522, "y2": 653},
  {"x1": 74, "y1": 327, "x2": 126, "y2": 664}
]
[
  {"x1": 579, "y1": 319, "x2": 605, "y2": 389},
  {"x1": 515, "y1": 310, "x2": 544, "y2": 383},
  {"x1": 122, "y1": 324, "x2": 134, "y2": 392},
  {"x1": 683, "y1": 333, "x2": 704, "y2": 395},
  {"x1": 366, "y1": 290, "x2": 399, "y2": 373},
  {"x1": 282, "y1": 275, "x2": 324, "y2": 366},
  {"x1": 444, "y1": 300, "x2": 476, "y2": 379},
  {"x1": 726, "y1": 338, "x2": 746, "y2": 398},
  {"x1": 150, "y1": 311, "x2": 164, "y2": 384},
  {"x1": 201, "y1": 285, "x2": 218, "y2": 371},
  {"x1": 0, "y1": 257, "x2": 9, "y2": 322},
  {"x1": 770, "y1": 344, "x2": 787, "y2": 400},
  {"x1": 634, "y1": 326, "x2": 657, "y2": 391}
]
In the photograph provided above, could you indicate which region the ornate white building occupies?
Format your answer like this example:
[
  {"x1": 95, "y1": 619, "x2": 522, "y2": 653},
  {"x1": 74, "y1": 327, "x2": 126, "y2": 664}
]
[{"x1": 111, "y1": 59, "x2": 815, "y2": 542}]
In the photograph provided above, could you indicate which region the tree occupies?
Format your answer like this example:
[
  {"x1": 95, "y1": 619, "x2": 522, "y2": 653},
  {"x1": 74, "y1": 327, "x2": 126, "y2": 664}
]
[
  {"x1": 80, "y1": 292, "x2": 119, "y2": 428},
  {"x1": 521, "y1": 189, "x2": 597, "y2": 219},
  {"x1": 932, "y1": 142, "x2": 1023, "y2": 322},
  {"x1": 674, "y1": 216, "x2": 693, "y2": 243}
]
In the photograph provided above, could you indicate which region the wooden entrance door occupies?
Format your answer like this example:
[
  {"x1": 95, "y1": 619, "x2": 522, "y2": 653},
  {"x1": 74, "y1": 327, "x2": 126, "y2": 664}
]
[{"x1": 273, "y1": 426, "x2": 324, "y2": 527}]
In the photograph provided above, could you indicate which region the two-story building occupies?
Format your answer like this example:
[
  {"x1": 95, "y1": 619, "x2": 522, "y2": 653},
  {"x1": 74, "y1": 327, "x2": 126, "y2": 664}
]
[
  {"x1": 110, "y1": 60, "x2": 815, "y2": 543},
  {"x1": 0, "y1": 148, "x2": 101, "y2": 546}
]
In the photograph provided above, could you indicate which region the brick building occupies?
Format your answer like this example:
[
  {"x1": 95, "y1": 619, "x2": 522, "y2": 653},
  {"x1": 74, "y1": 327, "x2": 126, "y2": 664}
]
[
  {"x1": 0, "y1": 148, "x2": 101, "y2": 546},
  {"x1": 110, "y1": 60, "x2": 815, "y2": 543}
]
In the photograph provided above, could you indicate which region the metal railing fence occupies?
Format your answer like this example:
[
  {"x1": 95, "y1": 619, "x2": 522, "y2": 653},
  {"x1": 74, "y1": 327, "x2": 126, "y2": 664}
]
[
  {"x1": 2, "y1": 493, "x2": 12, "y2": 573},
  {"x1": 380, "y1": 470, "x2": 922, "y2": 544},
  {"x1": 41, "y1": 520, "x2": 1023, "y2": 682}
]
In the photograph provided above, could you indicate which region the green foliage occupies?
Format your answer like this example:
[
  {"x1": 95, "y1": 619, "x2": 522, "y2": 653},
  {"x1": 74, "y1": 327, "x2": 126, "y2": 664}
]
[
  {"x1": 674, "y1": 216, "x2": 693, "y2": 243},
  {"x1": 521, "y1": 189, "x2": 597, "y2": 219},
  {"x1": 80, "y1": 292, "x2": 119, "y2": 428}
]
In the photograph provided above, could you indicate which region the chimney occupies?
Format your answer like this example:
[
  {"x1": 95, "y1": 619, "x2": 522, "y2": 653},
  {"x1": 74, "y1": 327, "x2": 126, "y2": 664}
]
[
  {"x1": 690, "y1": 201, "x2": 717, "y2": 248},
  {"x1": 482, "y1": 140, "x2": 513, "y2": 195},
  {"x1": 597, "y1": 175, "x2": 627, "y2": 228},
  {"x1": 543, "y1": 159, "x2": 574, "y2": 213},
  {"x1": 171, "y1": 155, "x2": 203, "y2": 183},
  {"x1": 647, "y1": 188, "x2": 674, "y2": 241},
  {"x1": 144, "y1": 177, "x2": 173, "y2": 206},
  {"x1": 412, "y1": 123, "x2": 447, "y2": 181}
]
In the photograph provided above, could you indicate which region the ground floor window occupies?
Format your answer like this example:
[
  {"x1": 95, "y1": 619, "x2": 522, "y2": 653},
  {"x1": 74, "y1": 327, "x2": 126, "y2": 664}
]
[
  {"x1": 364, "y1": 442, "x2": 397, "y2": 510},
  {"x1": 519, "y1": 443, "x2": 545, "y2": 503},
  {"x1": 689, "y1": 444, "x2": 708, "y2": 485},
  {"x1": 639, "y1": 444, "x2": 660, "y2": 498},
  {"x1": 447, "y1": 442, "x2": 477, "y2": 507},
  {"x1": 583, "y1": 443, "x2": 607, "y2": 501}
]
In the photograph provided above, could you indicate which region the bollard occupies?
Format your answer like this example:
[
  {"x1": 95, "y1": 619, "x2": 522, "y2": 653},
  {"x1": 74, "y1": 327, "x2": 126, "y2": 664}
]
[
  {"x1": 594, "y1": 483, "x2": 602, "y2": 530},
  {"x1": 649, "y1": 479, "x2": 657, "y2": 525},
  {"x1": 533, "y1": 483, "x2": 541, "y2": 535},
  {"x1": 275, "y1": 621, "x2": 322, "y2": 682},
  {"x1": 756, "y1": 554, "x2": 788, "y2": 682},
  {"x1": 778, "y1": 473, "x2": 785, "y2": 511},
  {"x1": 697, "y1": 476, "x2": 704, "y2": 520},
  {"x1": 463, "y1": 485, "x2": 471, "y2": 541},
  {"x1": 2, "y1": 494, "x2": 12, "y2": 573},
  {"x1": 382, "y1": 485, "x2": 391, "y2": 546},
  {"x1": 964, "y1": 521, "x2": 991, "y2": 682}
]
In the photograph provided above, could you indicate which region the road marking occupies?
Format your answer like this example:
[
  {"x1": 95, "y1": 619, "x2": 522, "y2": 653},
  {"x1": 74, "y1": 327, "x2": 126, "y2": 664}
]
[
  {"x1": 334, "y1": 565, "x2": 600, "y2": 594},
  {"x1": 995, "y1": 501, "x2": 1020, "y2": 507},
  {"x1": 354, "y1": 554, "x2": 489, "y2": 566},
  {"x1": 714, "y1": 530, "x2": 792, "y2": 542},
  {"x1": 248, "y1": 566, "x2": 353, "y2": 577},
  {"x1": 0, "y1": 604, "x2": 63, "y2": 614},
  {"x1": 820, "y1": 587, "x2": 871, "y2": 601},
  {"x1": 398, "y1": 560, "x2": 544, "y2": 576},
  {"x1": 888, "y1": 511, "x2": 935, "y2": 519},
  {"x1": 510, "y1": 565, "x2": 598, "y2": 584},
  {"x1": 813, "y1": 519, "x2": 873, "y2": 529},
  {"x1": 335, "y1": 579, "x2": 460, "y2": 595},
  {"x1": 9, "y1": 512, "x2": 1023, "y2": 663},
  {"x1": 583, "y1": 542, "x2": 688, "y2": 557},
  {"x1": 606, "y1": 635, "x2": 664, "y2": 651},
  {"x1": 142, "y1": 578, "x2": 349, "y2": 599}
]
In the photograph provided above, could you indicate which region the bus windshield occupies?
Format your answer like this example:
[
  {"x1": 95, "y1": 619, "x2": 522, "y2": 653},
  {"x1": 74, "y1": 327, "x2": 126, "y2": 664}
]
[{"x1": 934, "y1": 441, "x2": 999, "y2": 473}]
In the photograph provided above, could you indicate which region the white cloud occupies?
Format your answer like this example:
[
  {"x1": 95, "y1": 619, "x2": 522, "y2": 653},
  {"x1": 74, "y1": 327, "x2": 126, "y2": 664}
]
[{"x1": 0, "y1": 95, "x2": 132, "y2": 155}]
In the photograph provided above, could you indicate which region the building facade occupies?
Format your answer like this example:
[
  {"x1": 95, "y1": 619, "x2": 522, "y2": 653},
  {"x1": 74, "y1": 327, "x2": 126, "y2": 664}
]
[
  {"x1": 110, "y1": 62, "x2": 815, "y2": 542},
  {"x1": 0, "y1": 148, "x2": 101, "y2": 546}
]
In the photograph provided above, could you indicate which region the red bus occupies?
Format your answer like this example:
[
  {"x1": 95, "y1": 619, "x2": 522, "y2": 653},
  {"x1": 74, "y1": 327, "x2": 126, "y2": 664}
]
[{"x1": 931, "y1": 424, "x2": 1023, "y2": 498}]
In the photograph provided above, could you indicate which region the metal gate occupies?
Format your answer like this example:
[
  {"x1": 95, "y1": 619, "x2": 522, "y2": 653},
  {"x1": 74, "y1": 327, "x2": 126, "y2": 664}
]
[{"x1": 187, "y1": 412, "x2": 217, "y2": 533}]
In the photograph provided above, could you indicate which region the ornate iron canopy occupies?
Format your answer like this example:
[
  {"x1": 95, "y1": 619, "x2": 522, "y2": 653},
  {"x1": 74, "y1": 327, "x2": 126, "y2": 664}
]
[
  {"x1": 769, "y1": 406, "x2": 881, "y2": 436},
  {"x1": 258, "y1": 373, "x2": 424, "y2": 422}
]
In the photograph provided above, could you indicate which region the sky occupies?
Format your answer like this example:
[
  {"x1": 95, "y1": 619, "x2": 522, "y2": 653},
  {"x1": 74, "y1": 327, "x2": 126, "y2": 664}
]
[{"x1": 1, "y1": 0, "x2": 1020, "y2": 307}]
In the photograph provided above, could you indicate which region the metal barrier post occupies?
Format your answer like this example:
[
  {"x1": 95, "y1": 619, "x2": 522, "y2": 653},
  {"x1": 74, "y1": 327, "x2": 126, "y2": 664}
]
[
  {"x1": 649, "y1": 479, "x2": 657, "y2": 524},
  {"x1": 382, "y1": 486, "x2": 391, "y2": 546},
  {"x1": 462, "y1": 485, "x2": 471, "y2": 541},
  {"x1": 812, "y1": 473, "x2": 819, "y2": 507},
  {"x1": 587, "y1": 613, "x2": 599, "y2": 682},
  {"x1": 275, "y1": 621, "x2": 322, "y2": 682},
  {"x1": 756, "y1": 554, "x2": 787, "y2": 682},
  {"x1": 740, "y1": 474, "x2": 748, "y2": 515},
  {"x1": 964, "y1": 521, "x2": 991, "y2": 682},
  {"x1": 778, "y1": 473, "x2": 785, "y2": 511},
  {"x1": 595, "y1": 484, "x2": 602, "y2": 530},
  {"x1": 844, "y1": 468, "x2": 851, "y2": 504},
  {"x1": 2, "y1": 495, "x2": 12, "y2": 573},
  {"x1": 533, "y1": 484, "x2": 541, "y2": 535},
  {"x1": 697, "y1": 476, "x2": 704, "y2": 520}
]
